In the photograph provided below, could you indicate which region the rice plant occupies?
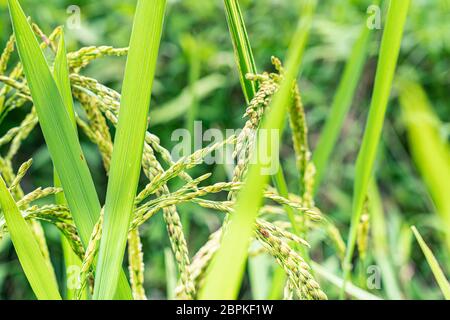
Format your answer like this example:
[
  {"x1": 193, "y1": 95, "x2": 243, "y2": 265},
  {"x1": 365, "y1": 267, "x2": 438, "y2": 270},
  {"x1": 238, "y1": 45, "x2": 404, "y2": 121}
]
[{"x1": 0, "y1": 0, "x2": 448, "y2": 301}]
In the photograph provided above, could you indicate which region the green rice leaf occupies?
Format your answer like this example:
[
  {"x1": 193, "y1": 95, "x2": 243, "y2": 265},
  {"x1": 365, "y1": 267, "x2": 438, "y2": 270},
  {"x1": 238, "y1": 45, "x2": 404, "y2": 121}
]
[
  {"x1": 342, "y1": 0, "x2": 411, "y2": 291},
  {"x1": 399, "y1": 80, "x2": 450, "y2": 251},
  {"x1": 94, "y1": 0, "x2": 167, "y2": 300},
  {"x1": 7, "y1": 0, "x2": 132, "y2": 299},
  {"x1": 199, "y1": 0, "x2": 316, "y2": 299},
  {"x1": 0, "y1": 175, "x2": 61, "y2": 300},
  {"x1": 411, "y1": 226, "x2": 450, "y2": 300},
  {"x1": 52, "y1": 32, "x2": 85, "y2": 300},
  {"x1": 223, "y1": 0, "x2": 258, "y2": 104}
]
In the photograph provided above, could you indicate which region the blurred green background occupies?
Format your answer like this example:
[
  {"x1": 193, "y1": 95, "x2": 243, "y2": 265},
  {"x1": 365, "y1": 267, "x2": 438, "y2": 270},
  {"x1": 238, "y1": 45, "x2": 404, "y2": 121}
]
[{"x1": 0, "y1": 0, "x2": 449, "y2": 299}]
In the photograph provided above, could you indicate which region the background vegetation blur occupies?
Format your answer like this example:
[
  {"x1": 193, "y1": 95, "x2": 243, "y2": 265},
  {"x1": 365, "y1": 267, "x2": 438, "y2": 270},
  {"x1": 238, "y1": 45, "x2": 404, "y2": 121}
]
[{"x1": 0, "y1": 0, "x2": 448, "y2": 299}]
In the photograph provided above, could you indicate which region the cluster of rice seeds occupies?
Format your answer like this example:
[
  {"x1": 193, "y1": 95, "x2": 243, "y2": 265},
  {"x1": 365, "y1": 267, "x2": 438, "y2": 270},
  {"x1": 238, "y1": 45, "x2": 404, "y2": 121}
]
[
  {"x1": 77, "y1": 210, "x2": 104, "y2": 299},
  {"x1": 0, "y1": 35, "x2": 17, "y2": 111},
  {"x1": 136, "y1": 136, "x2": 236, "y2": 204},
  {"x1": 67, "y1": 46, "x2": 128, "y2": 71},
  {"x1": 272, "y1": 57, "x2": 316, "y2": 206},
  {"x1": 181, "y1": 229, "x2": 222, "y2": 296},
  {"x1": 127, "y1": 228, "x2": 146, "y2": 300},
  {"x1": 326, "y1": 221, "x2": 347, "y2": 262},
  {"x1": 0, "y1": 35, "x2": 15, "y2": 79},
  {"x1": 256, "y1": 226, "x2": 327, "y2": 300},
  {"x1": 184, "y1": 215, "x2": 325, "y2": 300},
  {"x1": 230, "y1": 65, "x2": 280, "y2": 200},
  {"x1": 75, "y1": 91, "x2": 113, "y2": 171},
  {"x1": 132, "y1": 179, "x2": 320, "y2": 233}
]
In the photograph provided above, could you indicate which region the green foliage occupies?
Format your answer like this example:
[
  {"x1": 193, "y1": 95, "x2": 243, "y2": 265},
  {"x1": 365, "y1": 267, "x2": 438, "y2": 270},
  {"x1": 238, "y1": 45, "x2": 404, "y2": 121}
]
[
  {"x1": 0, "y1": 175, "x2": 61, "y2": 299},
  {"x1": 411, "y1": 226, "x2": 450, "y2": 300},
  {"x1": 223, "y1": 0, "x2": 258, "y2": 104},
  {"x1": 94, "y1": 0, "x2": 166, "y2": 300},
  {"x1": 52, "y1": 32, "x2": 84, "y2": 300}
]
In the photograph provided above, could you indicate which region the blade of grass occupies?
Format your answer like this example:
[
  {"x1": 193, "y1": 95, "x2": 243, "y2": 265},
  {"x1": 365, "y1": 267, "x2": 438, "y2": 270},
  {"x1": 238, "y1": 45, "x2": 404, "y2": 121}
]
[
  {"x1": 313, "y1": 23, "x2": 372, "y2": 191},
  {"x1": 223, "y1": 0, "x2": 258, "y2": 104},
  {"x1": 199, "y1": 0, "x2": 316, "y2": 299},
  {"x1": 342, "y1": 0, "x2": 411, "y2": 296},
  {"x1": 7, "y1": 0, "x2": 132, "y2": 299},
  {"x1": 94, "y1": 0, "x2": 167, "y2": 300},
  {"x1": 52, "y1": 32, "x2": 86, "y2": 300},
  {"x1": 399, "y1": 80, "x2": 450, "y2": 252},
  {"x1": 0, "y1": 175, "x2": 61, "y2": 300},
  {"x1": 411, "y1": 226, "x2": 450, "y2": 300}
]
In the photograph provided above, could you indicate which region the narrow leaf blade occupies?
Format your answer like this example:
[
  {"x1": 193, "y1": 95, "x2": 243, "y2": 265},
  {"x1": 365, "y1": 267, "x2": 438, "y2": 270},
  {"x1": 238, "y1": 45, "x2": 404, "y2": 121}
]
[
  {"x1": 52, "y1": 32, "x2": 85, "y2": 300},
  {"x1": 94, "y1": 0, "x2": 167, "y2": 299},
  {"x1": 0, "y1": 175, "x2": 61, "y2": 300},
  {"x1": 224, "y1": 0, "x2": 258, "y2": 104},
  {"x1": 411, "y1": 226, "x2": 450, "y2": 299}
]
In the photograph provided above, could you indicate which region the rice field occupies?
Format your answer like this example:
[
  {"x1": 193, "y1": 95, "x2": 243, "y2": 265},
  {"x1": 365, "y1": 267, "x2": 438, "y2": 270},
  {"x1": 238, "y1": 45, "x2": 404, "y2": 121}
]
[{"x1": 0, "y1": 0, "x2": 448, "y2": 300}]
